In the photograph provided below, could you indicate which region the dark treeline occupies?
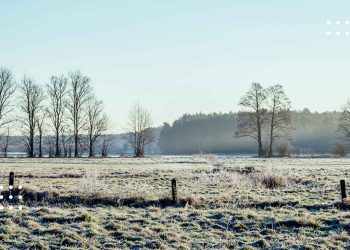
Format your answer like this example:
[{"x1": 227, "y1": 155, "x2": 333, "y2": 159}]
[
  {"x1": 159, "y1": 113, "x2": 255, "y2": 154},
  {"x1": 158, "y1": 109, "x2": 340, "y2": 155}
]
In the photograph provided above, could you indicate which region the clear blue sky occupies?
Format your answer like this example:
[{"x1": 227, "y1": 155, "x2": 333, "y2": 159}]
[{"x1": 1, "y1": 0, "x2": 350, "y2": 132}]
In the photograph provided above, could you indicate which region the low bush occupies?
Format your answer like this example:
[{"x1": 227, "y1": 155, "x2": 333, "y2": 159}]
[
  {"x1": 332, "y1": 143, "x2": 347, "y2": 157},
  {"x1": 261, "y1": 174, "x2": 287, "y2": 189},
  {"x1": 277, "y1": 142, "x2": 291, "y2": 157}
]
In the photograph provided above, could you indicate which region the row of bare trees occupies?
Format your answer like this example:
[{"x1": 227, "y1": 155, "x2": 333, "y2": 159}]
[
  {"x1": 236, "y1": 83, "x2": 350, "y2": 158},
  {"x1": 235, "y1": 83, "x2": 292, "y2": 157},
  {"x1": 0, "y1": 67, "x2": 112, "y2": 157},
  {"x1": 0, "y1": 66, "x2": 156, "y2": 158}
]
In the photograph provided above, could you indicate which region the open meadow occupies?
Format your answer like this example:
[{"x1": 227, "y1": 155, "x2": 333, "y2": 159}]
[{"x1": 1, "y1": 156, "x2": 350, "y2": 249}]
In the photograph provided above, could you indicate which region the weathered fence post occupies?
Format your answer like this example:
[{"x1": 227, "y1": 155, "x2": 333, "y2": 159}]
[
  {"x1": 340, "y1": 180, "x2": 347, "y2": 200},
  {"x1": 172, "y1": 179, "x2": 177, "y2": 204},
  {"x1": 8, "y1": 172, "x2": 15, "y2": 201},
  {"x1": 9, "y1": 172, "x2": 14, "y2": 188}
]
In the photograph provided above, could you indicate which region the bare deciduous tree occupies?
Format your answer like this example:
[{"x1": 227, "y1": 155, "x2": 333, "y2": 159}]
[
  {"x1": 127, "y1": 103, "x2": 155, "y2": 157},
  {"x1": 101, "y1": 133, "x2": 113, "y2": 157},
  {"x1": 0, "y1": 67, "x2": 16, "y2": 128},
  {"x1": 266, "y1": 84, "x2": 292, "y2": 157},
  {"x1": 19, "y1": 77, "x2": 45, "y2": 157},
  {"x1": 100, "y1": 119, "x2": 114, "y2": 157},
  {"x1": 235, "y1": 83, "x2": 268, "y2": 157},
  {"x1": 67, "y1": 71, "x2": 92, "y2": 157},
  {"x1": 86, "y1": 97, "x2": 108, "y2": 157},
  {"x1": 332, "y1": 142, "x2": 347, "y2": 157},
  {"x1": 47, "y1": 75, "x2": 68, "y2": 157}
]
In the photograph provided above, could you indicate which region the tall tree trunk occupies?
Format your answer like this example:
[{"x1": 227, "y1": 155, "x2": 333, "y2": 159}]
[
  {"x1": 4, "y1": 140, "x2": 8, "y2": 157},
  {"x1": 269, "y1": 135, "x2": 273, "y2": 157},
  {"x1": 4, "y1": 128, "x2": 9, "y2": 157},
  {"x1": 4, "y1": 146, "x2": 7, "y2": 158},
  {"x1": 55, "y1": 131, "x2": 60, "y2": 157},
  {"x1": 29, "y1": 131, "x2": 34, "y2": 157},
  {"x1": 257, "y1": 108, "x2": 263, "y2": 157},
  {"x1": 102, "y1": 145, "x2": 107, "y2": 157},
  {"x1": 39, "y1": 133, "x2": 43, "y2": 158},
  {"x1": 258, "y1": 134, "x2": 263, "y2": 157},
  {"x1": 89, "y1": 138, "x2": 93, "y2": 157},
  {"x1": 136, "y1": 147, "x2": 144, "y2": 157},
  {"x1": 268, "y1": 100, "x2": 276, "y2": 158},
  {"x1": 74, "y1": 134, "x2": 78, "y2": 157},
  {"x1": 269, "y1": 114, "x2": 275, "y2": 158}
]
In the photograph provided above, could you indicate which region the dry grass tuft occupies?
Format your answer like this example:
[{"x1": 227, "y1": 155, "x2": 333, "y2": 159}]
[{"x1": 260, "y1": 173, "x2": 287, "y2": 189}]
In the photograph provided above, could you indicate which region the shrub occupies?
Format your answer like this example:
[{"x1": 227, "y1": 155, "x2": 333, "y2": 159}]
[
  {"x1": 332, "y1": 143, "x2": 347, "y2": 157},
  {"x1": 277, "y1": 142, "x2": 291, "y2": 157},
  {"x1": 261, "y1": 144, "x2": 270, "y2": 157},
  {"x1": 261, "y1": 174, "x2": 287, "y2": 189}
]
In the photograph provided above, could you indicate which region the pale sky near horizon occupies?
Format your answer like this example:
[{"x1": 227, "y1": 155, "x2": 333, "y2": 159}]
[{"x1": 1, "y1": 0, "x2": 350, "y2": 132}]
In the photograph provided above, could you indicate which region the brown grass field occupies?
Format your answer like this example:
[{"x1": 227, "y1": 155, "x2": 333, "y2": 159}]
[{"x1": 1, "y1": 156, "x2": 350, "y2": 249}]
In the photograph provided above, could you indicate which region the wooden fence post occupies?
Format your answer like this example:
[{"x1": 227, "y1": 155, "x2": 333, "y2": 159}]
[
  {"x1": 9, "y1": 172, "x2": 14, "y2": 188},
  {"x1": 8, "y1": 172, "x2": 15, "y2": 201},
  {"x1": 340, "y1": 180, "x2": 347, "y2": 200},
  {"x1": 172, "y1": 179, "x2": 177, "y2": 204}
]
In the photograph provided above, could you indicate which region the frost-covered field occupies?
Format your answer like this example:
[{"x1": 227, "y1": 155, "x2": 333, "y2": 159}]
[{"x1": 1, "y1": 156, "x2": 350, "y2": 249}]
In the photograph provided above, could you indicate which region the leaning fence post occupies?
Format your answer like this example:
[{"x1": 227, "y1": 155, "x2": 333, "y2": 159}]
[
  {"x1": 172, "y1": 179, "x2": 177, "y2": 204},
  {"x1": 340, "y1": 180, "x2": 347, "y2": 200}
]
